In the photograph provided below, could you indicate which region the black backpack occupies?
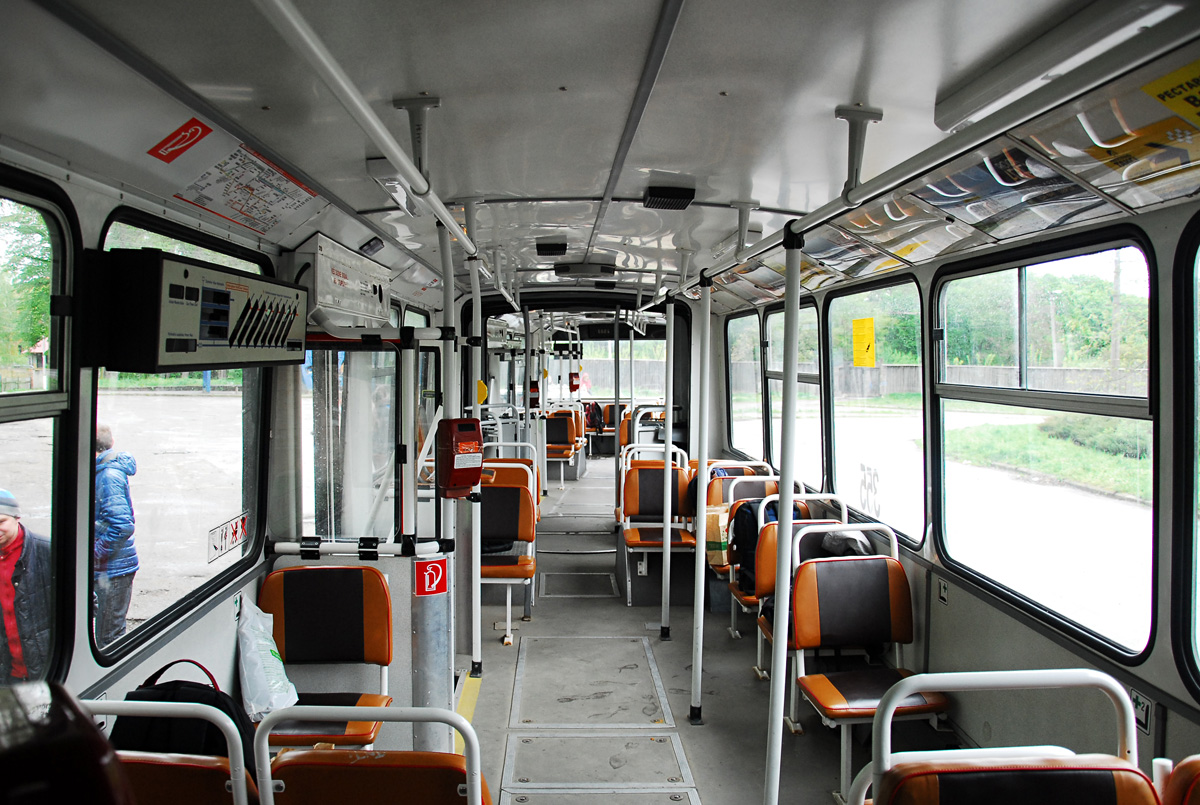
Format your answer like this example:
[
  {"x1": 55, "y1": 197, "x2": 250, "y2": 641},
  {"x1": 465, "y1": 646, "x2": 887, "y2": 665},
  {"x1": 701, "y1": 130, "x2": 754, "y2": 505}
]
[
  {"x1": 108, "y1": 659, "x2": 256, "y2": 772},
  {"x1": 731, "y1": 499, "x2": 805, "y2": 593},
  {"x1": 585, "y1": 402, "x2": 603, "y2": 431}
]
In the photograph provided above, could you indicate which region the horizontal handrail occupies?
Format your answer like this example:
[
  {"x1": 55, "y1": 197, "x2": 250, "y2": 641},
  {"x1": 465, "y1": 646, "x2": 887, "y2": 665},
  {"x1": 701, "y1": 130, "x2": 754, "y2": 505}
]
[
  {"x1": 758, "y1": 492, "x2": 849, "y2": 532},
  {"x1": 254, "y1": 706, "x2": 483, "y2": 805},
  {"x1": 790, "y1": 521, "x2": 898, "y2": 567},
  {"x1": 83, "y1": 699, "x2": 250, "y2": 805},
  {"x1": 870, "y1": 669, "x2": 1137, "y2": 795}
]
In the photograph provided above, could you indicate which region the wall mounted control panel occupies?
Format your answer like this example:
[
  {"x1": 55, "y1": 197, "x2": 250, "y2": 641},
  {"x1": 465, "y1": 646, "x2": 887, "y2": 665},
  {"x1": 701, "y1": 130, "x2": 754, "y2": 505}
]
[{"x1": 83, "y1": 249, "x2": 307, "y2": 372}]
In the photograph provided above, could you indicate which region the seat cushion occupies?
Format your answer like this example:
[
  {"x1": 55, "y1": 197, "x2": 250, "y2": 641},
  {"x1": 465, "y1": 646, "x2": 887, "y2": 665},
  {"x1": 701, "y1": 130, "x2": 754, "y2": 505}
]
[
  {"x1": 798, "y1": 668, "x2": 947, "y2": 720},
  {"x1": 481, "y1": 555, "x2": 536, "y2": 579},
  {"x1": 729, "y1": 580, "x2": 759, "y2": 608},
  {"x1": 267, "y1": 693, "x2": 393, "y2": 746},
  {"x1": 624, "y1": 527, "x2": 696, "y2": 549},
  {"x1": 271, "y1": 748, "x2": 493, "y2": 805},
  {"x1": 118, "y1": 751, "x2": 260, "y2": 805}
]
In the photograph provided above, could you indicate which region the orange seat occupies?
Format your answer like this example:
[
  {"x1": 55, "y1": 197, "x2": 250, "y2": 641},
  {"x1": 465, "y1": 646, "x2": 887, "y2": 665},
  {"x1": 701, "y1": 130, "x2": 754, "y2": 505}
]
[
  {"x1": 479, "y1": 480, "x2": 537, "y2": 645},
  {"x1": 119, "y1": 751, "x2": 260, "y2": 805},
  {"x1": 269, "y1": 748, "x2": 493, "y2": 805},
  {"x1": 620, "y1": 465, "x2": 693, "y2": 606},
  {"x1": 792, "y1": 555, "x2": 948, "y2": 799},
  {"x1": 258, "y1": 566, "x2": 394, "y2": 747},
  {"x1": 1166, "y1": 754, "x2": 1200, "y2": 805}
]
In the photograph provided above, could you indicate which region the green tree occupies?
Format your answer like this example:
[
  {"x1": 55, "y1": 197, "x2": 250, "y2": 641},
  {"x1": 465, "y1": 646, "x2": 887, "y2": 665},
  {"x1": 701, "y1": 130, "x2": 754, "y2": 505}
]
[{"x1": 0, "y1": 200, "x2": 52, "y2": 357}]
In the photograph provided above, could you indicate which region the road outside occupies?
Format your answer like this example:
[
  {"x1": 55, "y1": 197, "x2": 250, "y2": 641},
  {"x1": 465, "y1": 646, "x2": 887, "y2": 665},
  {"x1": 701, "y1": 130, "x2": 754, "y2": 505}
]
[{"x1": 733, "y1": 401, "x2": 1152, "y2": 650}]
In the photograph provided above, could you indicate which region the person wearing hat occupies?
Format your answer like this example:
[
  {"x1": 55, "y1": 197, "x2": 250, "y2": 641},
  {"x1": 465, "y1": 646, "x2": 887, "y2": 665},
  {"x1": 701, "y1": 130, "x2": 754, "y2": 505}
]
[
  {"x1": 94, "y1": 424, "x2": 138, "y2": 647},
  {"x1": 0, "y1": 490, "x2": 51, "y2": 684}
]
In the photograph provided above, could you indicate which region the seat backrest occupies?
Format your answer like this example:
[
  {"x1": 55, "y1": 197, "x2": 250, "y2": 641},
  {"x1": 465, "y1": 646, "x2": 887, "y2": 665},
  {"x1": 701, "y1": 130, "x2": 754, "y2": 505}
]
[
  {"x1": 791, "y1": 556, "x2": 912, "y2": 650},
  {"x1": 118, "y1": 751, "x2": 260, "y2": 805},
  {"x1": 709, "y1": 476, "x2": 779, "y2": 506},
  {"x1": 546, "y1": 415, "x2": 576, "y2": 446},
  {"x1": 270, "y1": 748, "x2": 492, "y2": 805},
  {"x1": 1166, "y1": 755, "x2": 1200, "y2": 805},
  {"x1": 622, "y1": 466, "x2": 690, "y2": 519},
  {"x1": 479, "y1": 483, "x2": 536, "y2": 543},
  {"x1": 754, "y1": 520, "x2": 837, "y2": 598},
  {"x1": 603, "y1": 403, "x2": 626, "y2": 427},
  {"x1": 258, "y1": 566, "x2": 392, "y2": 665},
  {"x1": 874, "y1": 755, "x2": 1157, "y2": 805},
  {"x1": 483, "y1": 457, "x2": 540, "y2": 499}
]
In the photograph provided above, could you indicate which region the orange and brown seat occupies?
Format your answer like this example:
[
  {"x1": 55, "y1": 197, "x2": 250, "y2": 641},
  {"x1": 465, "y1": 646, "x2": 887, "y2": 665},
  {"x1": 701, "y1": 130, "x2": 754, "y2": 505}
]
[
  {"x1": 792, "y1": 555, "x2": 948, "y2": 798},
  {"x1": 269, "y1": 748, "x2": 493, "y2": 805},
  {"x1": 1166, "y1": 754, "x2": 1200, "y2": 805},
  {"x1": 118, "y1": 751, "x2": 260, "y2": 805},
  {"x1": 873, "y1": 755, "x2": 1157, "y2": 805},
  {"x1": 620, "y1": 465, "x2": 694, "y2": 605},
  {"x1": 257, "y1": 565, "x2": 394, "y2": 747},
  {"x1": 479, "y1": 478, "x2": 537, "y2": 645}
]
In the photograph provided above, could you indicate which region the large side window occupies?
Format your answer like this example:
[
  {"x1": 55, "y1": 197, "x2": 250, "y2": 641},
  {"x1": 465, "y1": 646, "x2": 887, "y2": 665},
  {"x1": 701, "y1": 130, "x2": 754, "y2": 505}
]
[
  {"x1": 765, "y1": 307, "x2": 822, "y2": 487},
  {"x1": 0, "y1": 191, "x2": 66, "y2": 683},
  {"x1": 829, "y1": 282, "x2": 925, "y2": 539},
  {"x1": 939, "y1": 244, "x2": 1151, "y2": 653},
  {"x1": 726, "y1": 313, "x2": 764, "y2": 460},
  {"x1": 95, "y1": 223, "x2": 264, "y2": 652}
]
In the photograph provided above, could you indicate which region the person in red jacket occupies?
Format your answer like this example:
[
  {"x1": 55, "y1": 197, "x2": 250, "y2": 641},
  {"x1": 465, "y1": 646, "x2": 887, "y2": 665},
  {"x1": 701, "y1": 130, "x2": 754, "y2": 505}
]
[{"x1": 0, "y1": 490, "x2": 51, "y2": 683}]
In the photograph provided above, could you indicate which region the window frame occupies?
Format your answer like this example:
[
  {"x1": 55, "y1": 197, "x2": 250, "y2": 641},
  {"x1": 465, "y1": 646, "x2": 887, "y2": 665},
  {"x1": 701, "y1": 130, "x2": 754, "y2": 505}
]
[
  {"x1": 1175, "y1": 208, "x2": 1200, "y2": 696},
  {"x1": 931, "y1": 227, "x2": 1158, "y2": 665},
  {"x1": 0, "y1": 165, "x2": 85, "y2": 683},
  {"x1": 724, "y1": 310, "x2": 765, "y2": 461},
  {"x1": 824, "y1": 275, "x2": 928, "y2": 546},
  {"x1": 90, "y1": 212, "x2": 273, "y2": 664},
  {"x1": 763, "y1": 304, "x2": 821, "y2": 484}
]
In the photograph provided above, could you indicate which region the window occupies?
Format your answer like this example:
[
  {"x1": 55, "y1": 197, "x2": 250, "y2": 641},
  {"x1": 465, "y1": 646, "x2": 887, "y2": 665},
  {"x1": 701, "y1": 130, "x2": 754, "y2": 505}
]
[
  {"x1": 765, "y1": 307, "x2": 822, "y2": 487},
  {"x1": 580, "y1": 338, "x2": 667, "y2": 404},
  {"x1": 829, "y1": 283, "x2": 925, "y2": 539},
  {"x1": 303, "y1": 350, "x2": 397, "y2": 540},
  {"x1": 726, "y1": 313, "x2": 763, "y2": 460},
  {"x1": 0, "y1": 198, "x2": 58, "y2": 394},
  {"x1": 95, "y1": 226, "x2": 263, "y2": 651},
  {"x1": 0, "y1": 188, "x2": 68, "y2": 683},
  {"x1": 403, "y1": 307, "x2": 430, "y2": 328},
  {"x1": 104, "y1": 221, "x2": 260, "y2": 275},
  {"x1": 939, "y1": 244, "x2": 1151, "y2": 652}
]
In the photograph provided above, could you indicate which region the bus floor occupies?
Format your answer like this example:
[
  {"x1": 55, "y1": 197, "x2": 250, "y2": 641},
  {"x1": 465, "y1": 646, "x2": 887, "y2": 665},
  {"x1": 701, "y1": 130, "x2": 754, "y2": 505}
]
[{"x1": 462, "y1": 456, "x2": 953, "y2": 805}]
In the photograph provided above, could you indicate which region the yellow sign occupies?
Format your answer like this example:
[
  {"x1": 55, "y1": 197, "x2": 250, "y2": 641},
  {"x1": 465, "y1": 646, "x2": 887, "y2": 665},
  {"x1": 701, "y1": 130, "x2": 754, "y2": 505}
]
[
  {"x1": 542, "y1": 368, "x2": 549, "y2": 380},
  {"x1": 476, "y1": 379, "x2": 488, "y2": 405},
  {"x1": 853, "y1": 317, "x2": 876, "y2": 368},
  {"x1": 1143, "y1": 58, "x2": 1200, "y2": 125}
]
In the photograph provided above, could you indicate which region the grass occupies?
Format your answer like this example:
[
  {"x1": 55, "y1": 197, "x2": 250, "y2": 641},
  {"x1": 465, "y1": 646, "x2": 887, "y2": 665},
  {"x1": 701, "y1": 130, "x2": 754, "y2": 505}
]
[{"x1": 944, "y1": 422, "x2": 1151, "y2": 503}]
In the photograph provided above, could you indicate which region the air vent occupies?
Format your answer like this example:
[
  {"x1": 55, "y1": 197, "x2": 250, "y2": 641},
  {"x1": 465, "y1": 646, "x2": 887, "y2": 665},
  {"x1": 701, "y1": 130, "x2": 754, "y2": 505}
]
[
  {"x1": 643, "y1": 186, "x2": 695, "y2": 210},
  {"x1": 554, "y1": 263, "x2": 616, "y2": 278},
  {"x1": 536, "y1": 241, "x2": 568, "y2": 257},
  {"x1": 595, "y1": 280, "x2": 617, "y2": 290}
]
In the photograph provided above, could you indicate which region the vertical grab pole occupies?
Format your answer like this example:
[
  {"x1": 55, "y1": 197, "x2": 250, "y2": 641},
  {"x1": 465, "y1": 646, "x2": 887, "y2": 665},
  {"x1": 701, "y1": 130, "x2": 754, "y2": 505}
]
[
  {"x1": 468, "y1": 256, "x2": 484, "y2": 678},
  {"x1": 764, "y1": 223, "x2": 803, "y2": 805},
  {"x1": 613, "y1": 307, "x2": 622, "y2": 515},
  {"x1": 690, "y1": 277, "x2": 712, "y2": 724},
  {"x1": 660, "y1": 296, "x2": 675, "y2": 640},
  {"x1": 401, "y1": 345, "x2": 417, "y2": 540},
  {"x1": 414, "y1": 221, "x2": 458, "y2": 754},
  {"x1": 523, "y1": 306, "x2": 533, "y2": 446},
  {"x1": 628, "y1": 316, "x2": 636, "y2": 418}
]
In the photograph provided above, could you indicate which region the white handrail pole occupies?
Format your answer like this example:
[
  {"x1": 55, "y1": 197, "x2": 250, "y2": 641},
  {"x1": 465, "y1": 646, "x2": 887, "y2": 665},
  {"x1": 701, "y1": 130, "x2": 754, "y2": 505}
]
[
  {"x1": 248, "y1": 0, "x2": 477, "y2": 257},
  {"x1": 690, "y1": 278, "x2": 712, "y2": 722},
  {"x1": 661, "y1": 296, "x2": 675, "y2": 639},
  {"x1": 469, "y1": 256, "x2": 483, "y2": 677},
  {"x1": 764, "y1": 227, "x2": 803, "y2": 805}
]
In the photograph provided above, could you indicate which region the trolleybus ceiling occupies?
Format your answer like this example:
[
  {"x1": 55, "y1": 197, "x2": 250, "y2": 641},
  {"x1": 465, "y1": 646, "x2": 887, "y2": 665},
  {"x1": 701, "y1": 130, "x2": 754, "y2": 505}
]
[{"x1": 22, "y1": 0, "x2": 1200, "y2": 312}]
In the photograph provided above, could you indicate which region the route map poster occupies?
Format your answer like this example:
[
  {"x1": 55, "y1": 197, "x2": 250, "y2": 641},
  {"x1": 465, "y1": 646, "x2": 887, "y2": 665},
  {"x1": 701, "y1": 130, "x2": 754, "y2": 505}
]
[{"x1": 175, "y1": 144, "x2": 319, "y2": 236}]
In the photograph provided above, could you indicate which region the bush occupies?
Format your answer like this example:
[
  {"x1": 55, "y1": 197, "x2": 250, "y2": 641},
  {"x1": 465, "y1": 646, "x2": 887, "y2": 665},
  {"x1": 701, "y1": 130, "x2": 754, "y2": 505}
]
[{"x1": 1038, "y1": 413, "x2": 1148, "y2": 459}]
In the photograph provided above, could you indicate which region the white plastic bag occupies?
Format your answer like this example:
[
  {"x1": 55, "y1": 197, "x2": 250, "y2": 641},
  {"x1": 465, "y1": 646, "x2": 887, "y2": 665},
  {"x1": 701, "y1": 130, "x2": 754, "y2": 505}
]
[{"x1": 237, "y1": 598, "x2": 298, "y2": 722}]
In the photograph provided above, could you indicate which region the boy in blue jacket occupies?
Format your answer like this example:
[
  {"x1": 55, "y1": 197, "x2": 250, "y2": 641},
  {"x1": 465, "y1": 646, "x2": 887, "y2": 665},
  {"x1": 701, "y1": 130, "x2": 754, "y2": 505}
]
[{"x1": 94, "y1": 424, "x2": 138, "y2": 646}]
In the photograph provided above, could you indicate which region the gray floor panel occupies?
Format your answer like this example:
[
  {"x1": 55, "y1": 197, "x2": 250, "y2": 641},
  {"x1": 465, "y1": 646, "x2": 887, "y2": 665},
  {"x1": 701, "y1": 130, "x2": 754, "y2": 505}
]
[
  {"x1": 500, "y1": 793, "x2": 701, "y2": 805},
  {"x1": 511, "y1": 636, "x2": 674, "y2": 728},
  {"x1": 502, "y1": 732, "x2": 692, "y2": 789},
  {"x1": 540, "y1": 572, "x2": 619, "y2": 598}
]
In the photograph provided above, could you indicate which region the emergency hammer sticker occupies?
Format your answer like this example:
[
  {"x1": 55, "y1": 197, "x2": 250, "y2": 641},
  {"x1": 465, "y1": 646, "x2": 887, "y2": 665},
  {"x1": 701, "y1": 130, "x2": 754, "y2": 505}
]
[{"x1": 415, "y1": 557, "x2": 448, "y2": 596}]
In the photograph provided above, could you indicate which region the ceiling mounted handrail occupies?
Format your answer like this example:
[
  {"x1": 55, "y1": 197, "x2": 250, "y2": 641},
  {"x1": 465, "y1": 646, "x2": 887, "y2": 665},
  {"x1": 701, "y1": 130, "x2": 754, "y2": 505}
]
[
  {"x1": 693, "y1": 8, "x2": 1200, "y2": 289},
  {"x1": 249, "y1": 0, "x2": 478, "y2": 259}
]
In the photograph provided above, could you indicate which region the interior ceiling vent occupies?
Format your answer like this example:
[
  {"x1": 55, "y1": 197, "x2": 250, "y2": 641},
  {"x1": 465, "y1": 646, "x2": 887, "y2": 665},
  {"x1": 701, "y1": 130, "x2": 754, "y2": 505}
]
[
  {"x1": 536, "y1": 241, "x2": 568, "y2": 256},
  {"x1": 595, "y1": 280, "x2": 617, "y2": 290},
  {"x1": 553, "y1": 262, "x2": 616, "y2": 278},
  {"x1": 643, "y1": 186, "x2": 695, "y2": 210}
]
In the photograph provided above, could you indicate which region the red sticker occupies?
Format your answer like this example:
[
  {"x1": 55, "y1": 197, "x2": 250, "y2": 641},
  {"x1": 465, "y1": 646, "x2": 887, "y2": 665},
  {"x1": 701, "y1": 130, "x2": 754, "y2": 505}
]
[
  {"x1": 147, "y1": 117, "x2": 213, "y2": 164},
  {"x1": 415, "y1": 557, "x2": 448, "y2": 596}
]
